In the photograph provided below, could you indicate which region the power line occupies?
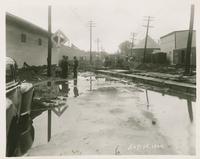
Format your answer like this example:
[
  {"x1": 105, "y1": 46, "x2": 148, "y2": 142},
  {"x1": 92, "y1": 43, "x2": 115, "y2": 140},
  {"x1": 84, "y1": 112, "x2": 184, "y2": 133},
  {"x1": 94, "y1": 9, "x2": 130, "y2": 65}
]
[
  {"x1": 88, "y1": 20, "x2": 96, "y2": 64},
  {"x1": 142, "y1": 16, "x2": 154, "y2": 63}
]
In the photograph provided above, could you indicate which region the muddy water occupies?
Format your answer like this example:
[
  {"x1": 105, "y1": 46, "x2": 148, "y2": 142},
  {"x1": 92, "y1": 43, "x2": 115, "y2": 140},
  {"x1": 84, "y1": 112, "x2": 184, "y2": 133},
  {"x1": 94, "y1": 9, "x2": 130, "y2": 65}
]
[{"x1": 29, "y1": 72, "x2": 195, "y2": 155}]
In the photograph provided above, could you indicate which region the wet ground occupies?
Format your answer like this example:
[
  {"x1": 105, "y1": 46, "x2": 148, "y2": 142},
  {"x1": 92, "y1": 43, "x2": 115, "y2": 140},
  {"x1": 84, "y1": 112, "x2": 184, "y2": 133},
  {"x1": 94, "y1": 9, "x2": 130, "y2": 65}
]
[{"x1": 27, "y1": 72, "x2": 196, "y2": 155}]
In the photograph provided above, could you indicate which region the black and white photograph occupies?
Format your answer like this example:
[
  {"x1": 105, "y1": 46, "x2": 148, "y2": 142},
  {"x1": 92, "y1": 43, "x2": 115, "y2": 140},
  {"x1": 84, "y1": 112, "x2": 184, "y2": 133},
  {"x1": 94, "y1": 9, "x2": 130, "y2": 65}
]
[{"x1": 1, "y1": 0, "x2": 199, "y2": 158}]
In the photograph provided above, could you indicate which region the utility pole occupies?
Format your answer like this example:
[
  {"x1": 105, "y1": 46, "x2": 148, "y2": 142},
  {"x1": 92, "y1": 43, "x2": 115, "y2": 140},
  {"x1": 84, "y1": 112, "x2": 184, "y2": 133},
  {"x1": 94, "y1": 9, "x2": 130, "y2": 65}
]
[
  {"x1": 47, "y1": 5, "x2": 52, "y2": 76},
  {"x1": 143, "y1": 16, "x2": 154, "y2": 63},
  {"x1": 184, "y1": 4, "x2": 195, "y2": 75},
  {"x1": 130, "y1": 32, "x2": 136, "y2": 56},
  {"x1": 47, "y1": 5, "x2": 52, "y2": 142},
  {"x1": 88, "y1": 20, "x2": 95, "y2": 64}
]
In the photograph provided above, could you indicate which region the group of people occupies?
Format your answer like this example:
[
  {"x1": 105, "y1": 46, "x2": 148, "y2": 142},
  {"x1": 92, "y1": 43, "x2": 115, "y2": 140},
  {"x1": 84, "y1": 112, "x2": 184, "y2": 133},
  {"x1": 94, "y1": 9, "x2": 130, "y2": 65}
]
[{"x1": 58, "y1": 56, "x2": 79, "y2": 79}]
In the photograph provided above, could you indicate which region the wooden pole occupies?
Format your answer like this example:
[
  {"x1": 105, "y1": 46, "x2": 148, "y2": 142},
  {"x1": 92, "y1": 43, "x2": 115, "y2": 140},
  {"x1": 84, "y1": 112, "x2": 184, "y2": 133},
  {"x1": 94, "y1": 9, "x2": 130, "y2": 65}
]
[
  {"x1": 184, "y1": 4, "x2": 195, "y2": 75},
  {"x1": 143, "y1": 16, "x2": 150, "y2": 63},
  {"x1": 90, "y1": 21, "x2": 92, "y2": 64},
  {"x1": 47, "y1": 5, "x2": 52, "y2": 142},
  {"x1": 47, "y1": 5, "x2": 52, "y2": 77},
  {"x1": 131, "y1": 33, "x2": 136, "y2": 56},
  {"x1": 89, "y1": 20, "x2": 95, "y2": 65}
]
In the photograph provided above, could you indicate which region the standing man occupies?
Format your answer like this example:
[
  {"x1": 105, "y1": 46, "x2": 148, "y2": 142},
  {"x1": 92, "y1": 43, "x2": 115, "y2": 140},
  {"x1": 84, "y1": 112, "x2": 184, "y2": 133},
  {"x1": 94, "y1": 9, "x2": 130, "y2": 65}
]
[
  {"x1": 60, "y1": 56, "x2": 69, "y2": 78},
  {"x1": 73, "y1": 56, "x2": 79, "y2": 79},
  {"x1": 64, "y1": 56, "x2": 69, "y2": 78},
  {"x1": 59, "y1": 56, "x2": 64, "y2": 78}
]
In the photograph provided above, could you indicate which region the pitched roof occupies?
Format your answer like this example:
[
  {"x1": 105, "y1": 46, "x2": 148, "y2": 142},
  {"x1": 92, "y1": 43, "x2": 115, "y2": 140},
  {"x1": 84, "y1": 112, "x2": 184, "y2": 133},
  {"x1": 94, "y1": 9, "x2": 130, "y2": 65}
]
[
  {"x1": 133, "y1": 36, "x2": 160, "y2": 49},
  {"x1": 160, "y1": 30, "x2": 196, "y2": 39},
  {"x1": 6, "y1": 12, "x2": 49, "y2": 37},
  {"x1": 6, "y1": 12, "x2": 73, "y2": 48}
]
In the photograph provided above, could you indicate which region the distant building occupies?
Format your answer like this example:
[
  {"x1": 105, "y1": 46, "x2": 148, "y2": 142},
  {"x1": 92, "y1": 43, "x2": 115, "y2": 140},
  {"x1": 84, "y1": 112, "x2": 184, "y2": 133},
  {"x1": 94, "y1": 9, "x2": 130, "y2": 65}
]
[
  {"x1": 160, "y1": 30, "x2": 196, "y2": 66},
  {"x1": 6, "y1": 12, "x2": 89, "y2": 67},
  {"x1": 132, "y1": 36, "x2": 160, "y2": 62}
]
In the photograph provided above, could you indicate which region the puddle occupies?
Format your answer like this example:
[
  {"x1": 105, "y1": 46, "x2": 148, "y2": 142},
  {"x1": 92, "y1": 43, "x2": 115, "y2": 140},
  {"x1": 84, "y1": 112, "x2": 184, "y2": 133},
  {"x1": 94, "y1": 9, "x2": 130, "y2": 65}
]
[{"x1": 29, "y1": 72, "x2": 196, "y2": 155}]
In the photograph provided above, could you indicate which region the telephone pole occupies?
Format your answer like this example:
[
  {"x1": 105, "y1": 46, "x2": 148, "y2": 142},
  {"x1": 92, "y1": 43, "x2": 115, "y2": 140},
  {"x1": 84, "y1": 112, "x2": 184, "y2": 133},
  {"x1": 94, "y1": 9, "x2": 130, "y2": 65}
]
[
  {"x1": 184, "y1": 4, "x2": 195, "y2": 75},
  {"x1": 47, "y1": 5, "x2": 52, "y2": 76},
  {"x1": 130, "y1": 32, "x2": 136, "y2": 56},
  {"x1": 88, "y1": 20, "x2": 95, "y2": 64},
  {"x1": 47, "y1": 5, "x2": 52, "y2": 142},
  {"x1": 143, "y1": 16, "x2": 154, "y2": 63}
]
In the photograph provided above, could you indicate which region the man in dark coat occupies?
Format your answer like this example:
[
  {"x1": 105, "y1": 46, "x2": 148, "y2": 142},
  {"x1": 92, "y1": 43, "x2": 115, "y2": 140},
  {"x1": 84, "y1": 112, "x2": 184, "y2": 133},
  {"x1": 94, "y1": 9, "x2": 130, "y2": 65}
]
[
  {"x1": 60, "y1": 56, "x2": 69, "y2": 78},
  {"x1": 73, "y1": 56, "x2": 78, "y2": 78}
]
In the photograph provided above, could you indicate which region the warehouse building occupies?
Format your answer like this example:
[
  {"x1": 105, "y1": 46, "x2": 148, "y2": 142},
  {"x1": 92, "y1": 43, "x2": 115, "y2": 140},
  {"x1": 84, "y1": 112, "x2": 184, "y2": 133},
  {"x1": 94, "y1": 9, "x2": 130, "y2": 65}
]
[
  {"x1": 160, "y1": 30, "x2": 196, "y2": 66},
  {"x1": 6, "y1": 12, "x2": 89, "y2": 67}
]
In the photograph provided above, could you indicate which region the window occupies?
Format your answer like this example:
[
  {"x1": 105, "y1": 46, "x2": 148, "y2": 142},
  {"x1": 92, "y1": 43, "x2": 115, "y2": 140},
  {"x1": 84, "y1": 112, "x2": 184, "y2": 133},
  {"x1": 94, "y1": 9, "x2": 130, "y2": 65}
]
[
  {"x1": 21, "y1": 33, "x2": 26, "y2": 42},
  {"x1": 38, "y1": 38, "x2": 42, "y2": 45}
]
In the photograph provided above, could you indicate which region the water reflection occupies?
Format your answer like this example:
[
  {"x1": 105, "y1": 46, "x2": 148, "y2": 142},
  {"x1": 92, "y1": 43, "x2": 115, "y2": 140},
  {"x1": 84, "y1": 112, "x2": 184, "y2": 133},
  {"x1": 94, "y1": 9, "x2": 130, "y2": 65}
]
[
  {"x1": 30, "y1": 74, "x2": 196, "y2": 155},
  {"x1": 187, "y1": 99, "x2": 193, "y2": 123},
  {"x1": 73, "y1": 79, "x2": 79, "y2": 97},
  {"x1": 144, "y1": 88, "x2": 195, "y2": 123},
  {"x1": 141, "y1": 86, "x2": 195, "y2": 154},
  {"x1": 145, "y1": 89, "x2": 150, "y2": 109},
  {"x1": 52, "y1": 104, "x2": 68, "y2": 117},
  {"x1": 31, "y1": 80, "x2": 71, "y2": 120},
  {"x1": 57, "y1": 80, "x2": 70, "y2": 97},
  {"x1": 90, "y1": 75, "x2": 92, "y2": 91}
]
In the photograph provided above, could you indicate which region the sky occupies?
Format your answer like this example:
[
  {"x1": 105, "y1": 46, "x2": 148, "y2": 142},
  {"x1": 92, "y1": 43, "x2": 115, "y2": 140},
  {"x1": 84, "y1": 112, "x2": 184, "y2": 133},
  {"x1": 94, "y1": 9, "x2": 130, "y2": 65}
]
[{"x1": 5, "y1": 0, "x2": 195, "y2": 53}]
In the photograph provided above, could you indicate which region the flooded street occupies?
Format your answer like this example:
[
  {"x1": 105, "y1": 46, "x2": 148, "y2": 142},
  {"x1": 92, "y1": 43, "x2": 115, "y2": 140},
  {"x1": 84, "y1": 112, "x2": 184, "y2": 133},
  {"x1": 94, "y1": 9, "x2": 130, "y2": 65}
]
[{"x1": 27, "y1": 72, "x2": 196, "y2": 155}]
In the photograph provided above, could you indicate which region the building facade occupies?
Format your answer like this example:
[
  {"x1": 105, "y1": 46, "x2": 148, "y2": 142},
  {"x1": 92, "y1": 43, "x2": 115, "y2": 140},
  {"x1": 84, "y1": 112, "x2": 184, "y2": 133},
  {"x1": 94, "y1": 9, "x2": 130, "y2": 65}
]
[
  {"x1": 160, "y1": 30, "x2": 196, "y2": 65},
  {"x1": 6, "y1": 13, "x2": 89, "y2": 67}
]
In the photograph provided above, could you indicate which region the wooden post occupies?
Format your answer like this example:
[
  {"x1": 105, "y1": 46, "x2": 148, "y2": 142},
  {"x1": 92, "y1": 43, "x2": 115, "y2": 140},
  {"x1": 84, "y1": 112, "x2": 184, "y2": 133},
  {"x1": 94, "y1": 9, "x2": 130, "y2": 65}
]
[
  {"x1": 88, "y1": 20, "x2": 95, "y2": 65},
  {"x1": 47, "y1": 5, "x2": 52, "y2": 142},
  {"x1": 90, "y1": 22, "x2": 92, "y2": 64},
  {"x1": 47, "y1": 5, "x2": 52, "y2": 77},
  {"x1": 143, "y1": 17, "x2": 150, "y2": 63},
  {"x1": 143, "y1": 16, "x2": 154, "y2": 63},
  {"x1": 185, "y1": 4, "x2": 194, "y2": 75}
]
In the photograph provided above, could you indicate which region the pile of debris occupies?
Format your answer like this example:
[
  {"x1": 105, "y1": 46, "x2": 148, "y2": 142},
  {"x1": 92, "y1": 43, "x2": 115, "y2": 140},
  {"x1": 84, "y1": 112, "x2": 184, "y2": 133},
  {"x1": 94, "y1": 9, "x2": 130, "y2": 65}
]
[
  {"x1": 17, "y1": 65, "x2": 48, "y2": 82},
  {"x1": 130, "y1": 63, "x2": 196, "y2": 84}
]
